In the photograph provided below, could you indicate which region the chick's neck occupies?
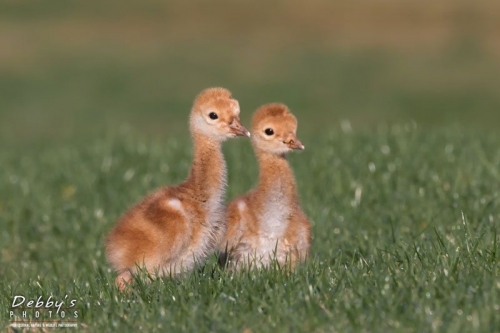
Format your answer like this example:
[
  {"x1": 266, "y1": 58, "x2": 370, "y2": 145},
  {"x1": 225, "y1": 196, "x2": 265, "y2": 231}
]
[
  {"x1": 186, "y1": 134, "x2": 226, "y2": 202},
  {"x1": 255, "y1": 150, "x2": 299, "y2": 203}
]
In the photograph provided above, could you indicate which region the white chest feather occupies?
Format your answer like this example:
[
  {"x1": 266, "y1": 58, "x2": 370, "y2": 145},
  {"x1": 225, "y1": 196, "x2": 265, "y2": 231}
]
[
  {"x1": 193, "y1": 168, "x2": 227, "y2": 259},
  {"x1": 206, "y1": 166, "x2": 226, "y2": 227},
  {"x1": 206, "y1": 186, "x2": 225, "y2": 227},
  {"x1": 258, "y1": 185, "x2": 290, "y2": 252}
]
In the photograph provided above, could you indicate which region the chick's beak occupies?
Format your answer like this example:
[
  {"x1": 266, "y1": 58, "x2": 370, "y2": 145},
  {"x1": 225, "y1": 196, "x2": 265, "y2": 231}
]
[
  {"x1": 286, "y1": 136, "x2": 305, "y2": 150},
  {"x1": 229, "y1": 119, "x2": 251, "y2": 137}
]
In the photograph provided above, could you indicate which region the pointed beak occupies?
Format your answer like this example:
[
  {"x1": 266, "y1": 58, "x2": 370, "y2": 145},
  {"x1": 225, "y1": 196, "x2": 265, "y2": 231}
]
[
  {"x1": 286, "y1": 137, "x2": 305, "y2": 150},
  {"x1": 229, "y1": 119, "x2": 251, "y2": 137}
]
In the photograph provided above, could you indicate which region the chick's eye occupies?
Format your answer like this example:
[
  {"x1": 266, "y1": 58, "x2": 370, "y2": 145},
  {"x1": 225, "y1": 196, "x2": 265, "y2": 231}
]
[
  {"x1": 264, "y1": 128, "x2": 274, "y2": 136},
  {"x1": 209, "y1": 112, "x2": 218, "y2": 120}
]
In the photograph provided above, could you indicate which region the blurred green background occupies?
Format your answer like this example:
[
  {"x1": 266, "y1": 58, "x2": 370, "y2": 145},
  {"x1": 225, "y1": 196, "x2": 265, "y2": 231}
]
[{"x1": 1, "y1": 0, "x2": 500, "y2": 146}]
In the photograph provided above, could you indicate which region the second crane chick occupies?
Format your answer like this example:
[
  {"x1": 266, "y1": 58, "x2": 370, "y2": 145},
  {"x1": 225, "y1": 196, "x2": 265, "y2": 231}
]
[{"x1": 220, "y1": 103, "x2": 311, "y2": 269}]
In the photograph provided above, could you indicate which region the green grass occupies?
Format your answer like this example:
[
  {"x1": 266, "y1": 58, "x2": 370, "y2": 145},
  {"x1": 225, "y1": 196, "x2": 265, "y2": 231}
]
[
  {"x1": 1, "y1": 126, "x2": 499, "y2": 332},
  {"x1": 1, "y1": 1, "x2": 500, "y2": 331}
]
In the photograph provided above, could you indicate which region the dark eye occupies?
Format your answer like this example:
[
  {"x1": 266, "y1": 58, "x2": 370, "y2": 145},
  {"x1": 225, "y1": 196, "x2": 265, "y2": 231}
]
[
  {"x1": 264, "y1": 128, "x2": 274, "y2": 136},
  {"x1": 209, "y1": 112, "x2": 218, "y2": 120}
]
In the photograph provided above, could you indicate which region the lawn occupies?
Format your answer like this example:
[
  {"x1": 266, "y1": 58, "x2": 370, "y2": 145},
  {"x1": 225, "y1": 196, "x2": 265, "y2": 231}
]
[
  {"x1": 1, "y1": 0, "x2": 500, "y2": 331},
  {"x1": 1, "y1": 126, "x2": 499, "y2": 332}
]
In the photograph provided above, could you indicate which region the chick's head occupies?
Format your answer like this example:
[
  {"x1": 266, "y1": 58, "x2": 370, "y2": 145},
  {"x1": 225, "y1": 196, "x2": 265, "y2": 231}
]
[
  {"x1": 190, "y1": 87, "x2": 249, "y2": 141},
  {"x1": 251, "y1": 103, "x2": 304, "y2": 155}
]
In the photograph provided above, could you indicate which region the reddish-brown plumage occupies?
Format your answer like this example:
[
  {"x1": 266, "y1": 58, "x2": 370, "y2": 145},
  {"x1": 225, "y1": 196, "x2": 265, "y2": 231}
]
[
  {"x1": 220, "y1": 103, "x2": 311, "y2": 269},
  {"x1": 105, "y1": 87, "x2": 249, "y2": 289}
]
